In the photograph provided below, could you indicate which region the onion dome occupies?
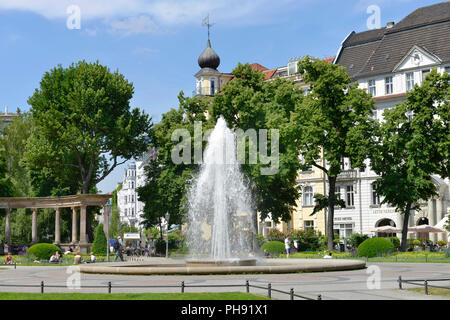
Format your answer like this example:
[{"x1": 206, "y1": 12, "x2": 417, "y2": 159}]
[{"x1": 198, "y1": 40, "x2": 220, "y2": 70}]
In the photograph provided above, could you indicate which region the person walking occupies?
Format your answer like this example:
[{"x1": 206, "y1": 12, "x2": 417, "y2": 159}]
[
  {"x1": 113, "y1": 236, "x2": 124, "y2": 262},
  {"x1": 285, "y1": 236, "x2": 291, "y2": 259}
]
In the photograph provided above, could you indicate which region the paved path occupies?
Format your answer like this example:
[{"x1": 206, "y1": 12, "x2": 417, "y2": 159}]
[{"x1": 0, "y1": 259, "x2": 449, "y2": 300}]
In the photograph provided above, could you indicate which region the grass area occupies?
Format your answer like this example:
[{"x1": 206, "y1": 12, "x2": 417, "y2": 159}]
[
  {"x1": 286, "y1": 251, "x2": 450, "y2": 263},
  {"x1": 408, "y1": 287, "x2": 450, "y2": 297},
  {"x1": 0, "y1": 292, "x2": 270, "y2": 300}
]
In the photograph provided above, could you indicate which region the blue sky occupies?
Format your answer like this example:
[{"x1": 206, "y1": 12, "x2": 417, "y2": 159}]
[{"x1": 0, "y1": 0, "x2": 443, "y2": 193}]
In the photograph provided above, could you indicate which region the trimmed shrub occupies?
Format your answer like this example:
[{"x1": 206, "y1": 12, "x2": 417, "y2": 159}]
[
  {"x1": 347, "y1": 233, "x2": 369, "y2": 249},
  {"x1": 357, "y1": 237, "x2": 395, "y2": 258},
  {"x1": 288, "y1": 229, "x2": 321, "y2": 251},
  {"x1": 260, "y1": 241, "x2": 285, "y2": 257},
  {"x1": 27, "y1": 243, "x2": 62, "y2": 260},
  {"x1": 91, "y1": 224, "x2": 107, "y2": 254},
  {"x1": 438, "y1": 240, "x2": 447, "y2": 247},
  {"x1": 386, "y1": 237, "x2": 400, "y2": 249}
]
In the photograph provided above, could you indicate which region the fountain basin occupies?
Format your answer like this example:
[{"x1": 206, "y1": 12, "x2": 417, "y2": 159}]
[{"x1": 186, "y1": 258, "x2": 257, "y2": 267}]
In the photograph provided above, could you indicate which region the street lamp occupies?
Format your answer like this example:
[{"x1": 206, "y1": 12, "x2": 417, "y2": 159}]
[
  {"x1": 104, "y1": 200, "x2": 112, "y2": 262},
  {"x1": 165, "y1": 212, "x2": 170, "y2": 259}
]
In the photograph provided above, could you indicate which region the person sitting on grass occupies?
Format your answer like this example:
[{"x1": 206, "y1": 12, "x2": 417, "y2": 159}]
[
  {"x1": 323, "y1": 252, "x2": 333, "y2": 259},
  {"x1": 6, "y1": 252, "x2": 13, "y2": 264},
  {"x1": 74, "y1": 251, "x2": 84, "y2": 264},
  {"x1": 89, "y1": 252, "x2": 96, "y2": 263},
  {"x1": 49, "y1": 251, "x2": 60, "y2": 263}
]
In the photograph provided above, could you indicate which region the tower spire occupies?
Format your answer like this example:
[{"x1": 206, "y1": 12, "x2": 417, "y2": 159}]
[{"x1": 202, "y1": 14, "x2": 215, "y2": 42}]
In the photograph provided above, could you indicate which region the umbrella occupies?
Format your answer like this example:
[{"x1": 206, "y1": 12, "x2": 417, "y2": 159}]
[
  {"x1": 407, "y1": 224, "x2": 446, "y2": 233},
  {"x1": 363, "y1": 225, "x2": 402, "y2": 233}
]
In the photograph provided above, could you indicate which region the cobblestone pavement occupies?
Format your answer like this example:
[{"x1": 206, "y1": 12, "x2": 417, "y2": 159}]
[{"x1": 0, "y1": 260, "x2": 449, "y2": 300}]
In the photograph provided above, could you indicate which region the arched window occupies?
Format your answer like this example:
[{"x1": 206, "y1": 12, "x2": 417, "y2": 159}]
[{"x1": 210, "y1": 78, "x2": 215, "y2": 96}]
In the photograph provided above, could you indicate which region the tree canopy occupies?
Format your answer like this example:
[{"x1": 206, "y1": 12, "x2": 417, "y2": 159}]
[
  {"x1": 295, "y1": 57, "x2": 377, "y2": 250},
  {"x1": 26, "y1": 60, "x2": 152, "y2": 194}
]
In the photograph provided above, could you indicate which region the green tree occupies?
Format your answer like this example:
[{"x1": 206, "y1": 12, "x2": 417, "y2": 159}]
[
  {"x1": 295, "y1": 57, "x2": 377, "y2": 250},
  {"x1": 91, "y1": 224, "x2": 107, "y2": 254},
  {"x1": 26, "y1": 60, "x2": 152, "y2": 194},
  {"x1": 211, "y1": 63, "x2": 303, "y2": 250},
  {"x1": 138, "y1": 93, "x2": 211, "y2": 230},
  {"x1": 370, "y1": 69, "x2": 449, "y2": 252}
]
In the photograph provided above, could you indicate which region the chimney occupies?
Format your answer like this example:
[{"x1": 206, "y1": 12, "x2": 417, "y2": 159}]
[{"x1": 386, "y1": 21, "x2": 395, "y2": 29}]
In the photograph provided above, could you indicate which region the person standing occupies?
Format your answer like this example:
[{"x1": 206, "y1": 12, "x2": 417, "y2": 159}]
[
  {"x1": 113, "y1": 236, "x2": 124, "y2": 262},
  {"x1": 285, "y1": 236, "x2": 291, "y2": 258}
]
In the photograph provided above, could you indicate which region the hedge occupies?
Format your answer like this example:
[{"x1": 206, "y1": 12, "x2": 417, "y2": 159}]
[
  {"x1": 357, "y1": 237, "x2": 395, "y2": 258},
  {"x1": 27, "y1": 243, "x2": 62, "y2": 260},
  {"x1": 260, "y1": 241, "x2": 285, "y2": 256}
]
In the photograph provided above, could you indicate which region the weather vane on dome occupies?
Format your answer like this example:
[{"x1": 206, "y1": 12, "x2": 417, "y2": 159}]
[{"x1": 202, "y1": 14, "x2": 215, "y2": 41}]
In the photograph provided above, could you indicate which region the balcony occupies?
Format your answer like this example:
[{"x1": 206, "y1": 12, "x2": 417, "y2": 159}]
[{"x1": 336, "y1": 170, "x2": 357, "y2": 181}]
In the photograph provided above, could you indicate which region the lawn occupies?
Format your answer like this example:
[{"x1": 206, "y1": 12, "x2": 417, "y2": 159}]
[
  {"x1": 0, "y1": 292, "x2": 270, "y2": 300},
  {"x1": 408, "y1": 287, "x2": 450, "y2": 297},
  {"x1": 286, "y1": 251, "x2": 450, "y2": 263}
]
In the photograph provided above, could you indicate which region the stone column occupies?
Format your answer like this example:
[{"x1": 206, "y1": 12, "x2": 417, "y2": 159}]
[
  {"x1": 71, "y1": 207, "x2": 78, "y2": 244},
  {"x1": 5, "y1": 208, "x2": 11, "y2": 246},
  {"x1": 79, "y1": 206, "x2": 87, "y2": 244},
  {"x1": 428, "y1": 199, "x2": 437, "y2": 243},
  {"x1": 31, "y1": 208, "x2": 38, "y2": 244},
  {"x1": 436, "y1": 199, "x2": 445, "y2": 242},
  {"x1": 54, "y1": 208, "x2": 61, "y2": 245}
]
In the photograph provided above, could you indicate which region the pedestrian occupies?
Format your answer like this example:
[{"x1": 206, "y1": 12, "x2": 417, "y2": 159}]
[
  {"x1": 285, "y1": 236, "x2": 291, "y2": 258},
  {"x1": 113, "y1": 236, "x2": 124, "y2": 262}
]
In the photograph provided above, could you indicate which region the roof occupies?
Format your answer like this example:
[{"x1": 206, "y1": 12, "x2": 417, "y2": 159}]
[{"x1": 335, "y1": 1, "x2": 450, "y2": 79}]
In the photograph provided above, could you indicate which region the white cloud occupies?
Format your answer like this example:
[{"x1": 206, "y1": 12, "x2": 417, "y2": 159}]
[
  {"x1": 0, "y1": 0, "x2": 301, "y2": 26},
  {"x1": 109, "y1": 15, "x2": 158, "y2": 35}
]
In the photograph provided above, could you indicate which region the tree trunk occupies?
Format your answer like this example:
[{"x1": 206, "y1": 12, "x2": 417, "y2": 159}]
[
  {"x1": 327, "y1": 176, "x2": 337, "y2": 251},
  {"x1": 400, "y1": 203, "x2": 412, "y2": 252}
]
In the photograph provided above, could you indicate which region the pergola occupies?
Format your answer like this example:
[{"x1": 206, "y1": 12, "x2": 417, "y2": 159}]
[{"x1": 0, "y1": 194, "x2": 112, "y2": 253}]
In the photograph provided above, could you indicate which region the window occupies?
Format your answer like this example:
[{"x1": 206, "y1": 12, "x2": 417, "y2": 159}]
[
  {"x1": 303, "y1": 186, "x2": 314, "y2": 206},
  {"x1": 125, "y1": 208, "x2": 128, "y2": 216},
  {"x1": 372, "y1": 183, "x2": 380, "y2": 206},
  {"x1": 385, "y1": 76, "x2": 393, "y2": 95},
  {"x1": 334, "y1": 223, "x2": 353, "y2": 238},
  {"x1": 210, "y1": 79, "x2": 215, "y2": 96},
  {"x1": 288, "y1": 61, "x2": 298, "y2": 75},
  {"x1": 304, "y1": 221, "x2": 314, "y2": 231},
  {"x1": 368, "y1": 80, "x2": 376, "y2": 96},
  {"x1": 346, "y1": 185, "x2": 354, "y2": 207},
  {"x1": 406, "y1": 72, "x2": 415, "y2": 91},
  {"x1": 422, "y1": 69, "x2": 430, "y2": 82}
]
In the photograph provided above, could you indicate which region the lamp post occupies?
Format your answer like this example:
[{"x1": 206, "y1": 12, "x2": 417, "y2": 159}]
[
  {"x1": 104, "y1": 200, "x2": 112, "y2": 262},
  {"x1": 165, "y1": 212, "x2": 170, "y2": 259}
]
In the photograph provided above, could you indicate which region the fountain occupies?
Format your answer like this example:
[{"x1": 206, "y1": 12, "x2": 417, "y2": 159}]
[
  {"x1": 78, "y1": 117, "x2": 366, "y2": 275},
  {"x1": 185, "y1": 116, "x2": 256, "y2": 267}
]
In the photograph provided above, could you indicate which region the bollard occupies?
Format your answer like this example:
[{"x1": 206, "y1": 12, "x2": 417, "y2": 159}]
[
  {"x1": 181, "y1": 281, "x2": 185, "y2": 293},
  {"x1": 41, "y1": 281, "x2": 44, "y2": 294},
  {"x1": 246, "y1": 280, "x2": 250, "y2": 293},
  {"x1": 268, "y1": 283, "x2": 272, "y2": 299},
  {"x1": 425, "y1": 255, "x2": 428, "y2": 263},
  {"x1": 317, "y1": 294, "x2": 322, "y2": 300},
  {"x1": 108, "y1": 281, "x2": 112, "y2": 294},
  {"x1": 398, "y1": 276, "x2": 402, "y2": 290},
  {"x1": 14, "y1": 263, "x2": 16, "y2": 269},
  {"x1": 290, "y1": 288, "x2": 294, "y2": 300},
  {"x1": 424, "y1": 280, "x2": 428, "y2": 295}
]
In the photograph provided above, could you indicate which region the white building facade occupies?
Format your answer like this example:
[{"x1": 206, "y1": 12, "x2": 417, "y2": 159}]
[{"x1": 334, "y1": 2, "x2": 450, "y2": 242}]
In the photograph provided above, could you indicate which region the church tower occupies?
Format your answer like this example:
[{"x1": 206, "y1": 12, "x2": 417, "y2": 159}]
[{"x1": 194, "y1": 18, "x2": 233, "y2": 97}]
